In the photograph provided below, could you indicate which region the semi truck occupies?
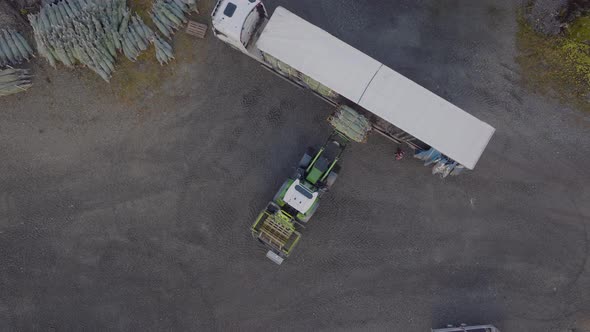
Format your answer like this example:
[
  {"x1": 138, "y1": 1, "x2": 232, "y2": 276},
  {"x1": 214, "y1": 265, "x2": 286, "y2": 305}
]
[
  {"x1": 211, "y1": 0, "x2": 496, "y2": 264},
  {"x1": 211, "y1": 0, "x2": 495, "y2": 170}
]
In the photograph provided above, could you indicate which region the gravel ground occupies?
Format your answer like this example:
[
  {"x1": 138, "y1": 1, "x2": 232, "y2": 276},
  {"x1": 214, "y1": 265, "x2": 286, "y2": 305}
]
[
  {"x1": 0, "y1": 0, "x2": 25, "y2": 29},
  {"x1": 525, "y1": 0, "x2": 569, "y2": 35},
  {"x1": 1, "y1": 0, "x2": 589, "y2": 331}
]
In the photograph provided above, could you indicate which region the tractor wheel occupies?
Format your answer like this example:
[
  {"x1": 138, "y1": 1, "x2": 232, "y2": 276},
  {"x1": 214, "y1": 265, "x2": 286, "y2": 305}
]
[
  {"x1": 299, "y1": 202, "x2": 319, "y2": 223},
  {"x1": 273, "y1": 180, "x2": 291, "y2": 203},
  {"x1": 326, "y1": 171, "x2": 339, "y2": 189},
  {"x1": 326, "y1": 165, "x2": 341, "y2": 189},
  {"x1": 298, "y1": 147, "x2": 316, "y2": 168}
]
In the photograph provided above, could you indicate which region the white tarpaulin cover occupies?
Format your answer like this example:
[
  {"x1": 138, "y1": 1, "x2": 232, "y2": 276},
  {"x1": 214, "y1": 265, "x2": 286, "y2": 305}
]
[
  {"x1": 359, "y1": 67, "x2": 495, "y2": 169},
  {"x1": 256, "y1": 7, "x2": 381, "y2": 102},
  {"x1": 256, "y1": 7, "x2": 495, "y2": 169}
]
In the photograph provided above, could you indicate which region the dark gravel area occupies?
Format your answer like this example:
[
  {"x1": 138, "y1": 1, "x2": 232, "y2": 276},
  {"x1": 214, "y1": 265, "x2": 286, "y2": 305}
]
[
  {"x1": 0, "y1": 0, "x2": 25, "y2": 29},
  {"x1": 525, "y1": 0, "x2": 568, "y2": 35},
  {"x1": 1, "y1": 0, "x2": 589, "y2": 331}
]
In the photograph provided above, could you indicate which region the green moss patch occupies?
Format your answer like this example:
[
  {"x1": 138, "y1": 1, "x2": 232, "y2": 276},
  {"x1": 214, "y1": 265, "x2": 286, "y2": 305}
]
[
  {"x1": 111, "y1": 46, "x2": 174, "y2": 103},
  {"x1": 568, "y1": 16, "x2": 590, "y2": 42},
  {"x1": 517, "y1": 14, "x2": 590, "y2": 111},
  {"x1": 108, "y1": 1, "x2": 211, "y2": 103},
  {"x1": 128, "y1": 0, "x2": 152, "y2": 19}
]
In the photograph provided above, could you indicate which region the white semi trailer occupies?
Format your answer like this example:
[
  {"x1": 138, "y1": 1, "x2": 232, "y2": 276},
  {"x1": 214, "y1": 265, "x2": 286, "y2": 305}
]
[{"x1": 211, "y1": 0, "x2": 495, "y2": 170}]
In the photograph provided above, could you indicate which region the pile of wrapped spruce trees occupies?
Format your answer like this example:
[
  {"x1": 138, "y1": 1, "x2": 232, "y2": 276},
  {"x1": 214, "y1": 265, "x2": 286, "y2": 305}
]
[
  {"x1": 28, "y1": 0, "x2": 197, "y2": 81},
  {"x1": 1, "y1": 0, "x2": 197, "y2": 97},
  {"x1": 0, "y1": 28, "x2": 35, "y2": 96},
  {"x1": 0, "y1": 28, "x2": 35, "y2": 67},
  {"x1": 328, "y1": 105, "x2": 372, "y2": 143},
  {"x1": 0, "y1": 67, "x2": 32, "y2": 96}
]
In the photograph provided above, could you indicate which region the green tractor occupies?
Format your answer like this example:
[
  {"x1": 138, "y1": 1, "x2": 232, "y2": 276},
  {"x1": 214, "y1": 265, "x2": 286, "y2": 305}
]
[
  {"x1": 252, "y1": 106, "x2": 371, "y2": 264},
  {"x1": 251, "y1": 132, "x2": 348, "y2": 264}
]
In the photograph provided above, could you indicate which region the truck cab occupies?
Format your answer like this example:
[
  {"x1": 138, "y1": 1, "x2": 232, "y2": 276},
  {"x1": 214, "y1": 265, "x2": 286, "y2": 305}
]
[{"x1": 211, "y1": 0, "x2": 268, "y2": 56}]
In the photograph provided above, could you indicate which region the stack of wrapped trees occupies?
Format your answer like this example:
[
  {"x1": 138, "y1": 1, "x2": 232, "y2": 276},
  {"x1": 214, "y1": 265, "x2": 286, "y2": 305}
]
[
  {"x1": 0, "y1": 0, "x2": 33, "y2": 97},
  {"x1": 28, "y1": 0, "x2": 175, "y2": 81}
]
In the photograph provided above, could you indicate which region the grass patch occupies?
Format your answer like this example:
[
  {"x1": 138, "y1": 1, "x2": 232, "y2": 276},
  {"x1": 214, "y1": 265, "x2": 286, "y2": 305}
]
[
  {"x1": 568, "y1": 16, "x2": 590, "y2": 42},
  {"x1": 128, "y1": 0, "x2": 152, "y2": 19},
  {"x1": 111, "y1": 46, "x2": 174, "y2": 103},
  {"x1": 110, "y1": 0, "x2": 173, "y2": 103},
  {"x1": 114, "y1": 0, "x2": 163, "y2": 103},
  {"x1": 108, "y1": 0, "x2": 208, "y2": 103},
  {"x1": 517, "y1": 14, "x2": 590, "y2": 111}
]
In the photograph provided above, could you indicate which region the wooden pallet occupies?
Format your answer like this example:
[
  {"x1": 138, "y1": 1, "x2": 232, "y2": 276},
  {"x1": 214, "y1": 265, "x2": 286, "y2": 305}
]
[{"x1": 186, "y1": 20, "x2": 208, "y2": 39}]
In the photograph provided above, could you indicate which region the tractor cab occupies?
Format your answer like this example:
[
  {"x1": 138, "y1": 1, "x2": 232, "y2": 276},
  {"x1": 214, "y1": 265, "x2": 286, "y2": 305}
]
[
  {"x1": 282, "y1": 179, "x2": 319, "y2": 217},
  {"x1": 272, "y1": 178, "x2": 319, "y2": 224}
]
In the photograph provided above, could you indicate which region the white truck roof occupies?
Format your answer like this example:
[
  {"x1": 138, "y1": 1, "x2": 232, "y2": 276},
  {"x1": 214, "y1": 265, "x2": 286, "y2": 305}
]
[
  {"x1": 256, "y1": 7, "x2": 495, "y2": 169},
  {"x1": 211, "y1": 0, "x2": 263, "y2": 46}
]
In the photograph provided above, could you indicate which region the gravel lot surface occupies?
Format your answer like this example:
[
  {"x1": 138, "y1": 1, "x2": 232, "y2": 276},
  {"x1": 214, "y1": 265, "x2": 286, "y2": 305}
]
[
  {"x1": 1, "y1": 0, "x2": 589, "y2": 331},
  {"x1": 525, "y1": 0, "x2": 568, "y2": 35}
]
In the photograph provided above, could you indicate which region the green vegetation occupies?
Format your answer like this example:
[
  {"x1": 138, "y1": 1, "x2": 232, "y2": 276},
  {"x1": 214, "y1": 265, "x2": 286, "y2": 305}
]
[
  {"x1": 112, "y1": 48, "x2": 170, "y2": 103},
  {"x1": 128, "y1": 0, "x2": 152, "y2": 19},
  {"x1": 568, "y1": 16, "x2": 590, "y2": 42},
  {"x1": 109, "y1": 0, "x2": 203, "y2": 102},
  {"x1": 517, "y1": 14, "x2": 590, "y2": 110}
]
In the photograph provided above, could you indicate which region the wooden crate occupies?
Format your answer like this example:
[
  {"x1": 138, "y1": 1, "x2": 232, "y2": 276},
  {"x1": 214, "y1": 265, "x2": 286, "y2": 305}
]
[{"x1": 186, "y1": 20, "x2": 208, "y2": 39}]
